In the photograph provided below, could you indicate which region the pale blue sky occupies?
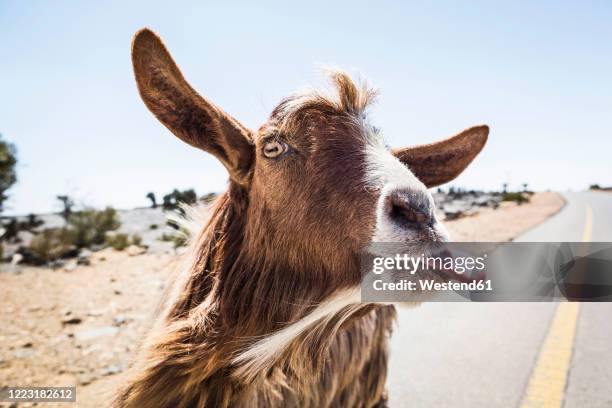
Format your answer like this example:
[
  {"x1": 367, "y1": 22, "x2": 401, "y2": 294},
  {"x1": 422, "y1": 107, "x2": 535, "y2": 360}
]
[{"x1": 1, "y1": 1, "x2": 611, "y2": 215}]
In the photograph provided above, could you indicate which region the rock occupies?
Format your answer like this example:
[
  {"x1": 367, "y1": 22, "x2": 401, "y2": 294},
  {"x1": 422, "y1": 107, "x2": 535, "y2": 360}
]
[
  {"x1": 63, "y1": 259, "x2": 78, "y2": 272},
  {"x1": 10, "y1": 253, "x2": 23, "y2": 265},
  {"x1": 113, "y1": 315, "x2": 131, "y2": 327},
  {"x1": 101, "y1": 364, "x2": 123, "y2": 376},
  {"x1": 126, "y1": 245, "x2": 146, "y2": 257},
  {"x1": 75, "y1": 248, "x2": 92, "y2": 266},
  {"x1": 114, "y1": 289, "x2": 122, "y2": 295},
  {"x1": 443, "y1": 207, "x2": 464, "y2": 220},
  {"x1": 22, "y1": 341, "x2": 33, "y2": 348},
  {"x1": 77, "y1": 254, "x2": 91, "y2": 266},
  {"x1": 62, "y1": 317, "x2": 83, "y2": 325},
  {"x1": 80, "y1": 378, "x2": 93, "y2": 386},
  {"x1": 12, "y1": 349, "x2": 34, "y2": 359},
  {"x1": 86, "y1": 309, "x2": 104, "y2": 317},
  {"x1": 15, "y1": 246, "x2": 47, "y2": 266},
  {"x1": 49, "y1": 259, "x2": 67, "y2": 269},
  {"x1": 79, "y1": 248, "x2": 93, "y2": 258},
  {"x1": 74, "y1": 326, "x2": 119, "y2": 341}
]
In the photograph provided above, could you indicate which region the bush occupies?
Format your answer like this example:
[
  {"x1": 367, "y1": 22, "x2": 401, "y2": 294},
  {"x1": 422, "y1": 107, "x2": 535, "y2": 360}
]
[
  {"x1": 502, "y1": 192, "x2": 529, "y2": 204},
  {"x1": 18, "y1": 207, "x2": 123, "y2": 265},
  {"x1": 26, "y1": 228, "x2": 77, "y2": 263},
  {"x1": 131, "y1": 233, "x2": 143, "y2": 246},
  {"x1": 162, "y1": 189, "x2": 197, "y2": 211},
  {"x1": 106, "y1": 233, "x2": 129, "y2": 251},
  {"x1": 68, "y1": 207, "x2": 121, "y2": 248},
  {"x1": 149, "y1": 224, "x2": 158, "y2": 230},
  {"x1": 160, "y1": 231, "x2": 187, "y2": 248}
]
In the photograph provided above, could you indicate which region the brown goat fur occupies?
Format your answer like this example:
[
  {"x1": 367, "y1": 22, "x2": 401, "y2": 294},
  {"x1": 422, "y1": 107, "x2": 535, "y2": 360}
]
[{"x1": 115, "y1": 28, "x2": 488, "y2": 407}]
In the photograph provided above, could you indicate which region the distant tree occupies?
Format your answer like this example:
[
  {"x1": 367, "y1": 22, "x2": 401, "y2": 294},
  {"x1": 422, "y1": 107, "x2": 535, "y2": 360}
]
[
  {"x1": 0, "y1": 214, "x2": 44, "y2": 244},
  {"x1": 162, "y1": 189, "x2": 197, "y2": 211},
  {"x1": 179, "y1": 189, "x2": 197, "y2": 205},
  {"x1": 162, "y1": 192, "x2": 174, "y2": 210},
  {"x1": 56, "y1": 195, "x2": 75, "y2": 224},
  {"x1": 2, "y1": 219, "x2": 19, "y2": 242},
  {"x1": 146, "y1": 192, "x2": 157, "y2": 208},
  {"x1": 0, "y1": 133, "x2": 17, "y2": 213},
  {"x1": 589, "y1": 184, "x2": 601, "y2": 190},
  {"x1": 26, "y1": 213, "x2": 44, "y2": 230},
  {"x1": 502, "y1": 183, "x2": 508, "y2": 193},
  {"x1": 522, "y1": 183, "x2": 528, "y2": 193}
]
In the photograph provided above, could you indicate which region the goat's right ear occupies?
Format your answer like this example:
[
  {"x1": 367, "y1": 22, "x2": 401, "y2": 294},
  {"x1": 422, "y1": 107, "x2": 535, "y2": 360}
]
[{"x1": 132, "y1": 28, "x2": 254, "y2": 185}]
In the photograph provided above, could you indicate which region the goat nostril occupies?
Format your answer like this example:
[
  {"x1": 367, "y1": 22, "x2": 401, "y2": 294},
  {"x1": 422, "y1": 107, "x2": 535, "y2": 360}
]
[{"x1": 387, "y1": 193, "x2": 432, "y2": 227}]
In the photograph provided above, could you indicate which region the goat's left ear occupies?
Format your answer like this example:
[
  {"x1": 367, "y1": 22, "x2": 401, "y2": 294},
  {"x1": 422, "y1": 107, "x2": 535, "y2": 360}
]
[{"x1": 392, "y1": 125, "x2": 488, "y2": 188}]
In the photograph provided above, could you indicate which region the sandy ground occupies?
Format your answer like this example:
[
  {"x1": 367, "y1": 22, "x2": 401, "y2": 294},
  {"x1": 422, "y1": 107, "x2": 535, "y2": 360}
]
[
  {"x1": 444, "y1": 192, "x2": 565, "y2": 241},
  {"x1": 0, "y1": 192, "x2": 565, "y2": 407}
]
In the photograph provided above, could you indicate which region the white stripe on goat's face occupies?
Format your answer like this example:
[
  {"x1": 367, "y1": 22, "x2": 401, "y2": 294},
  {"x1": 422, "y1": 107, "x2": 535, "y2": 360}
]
[{"x1": 362, "y1": 124, "x2": 449, "y2": 244}]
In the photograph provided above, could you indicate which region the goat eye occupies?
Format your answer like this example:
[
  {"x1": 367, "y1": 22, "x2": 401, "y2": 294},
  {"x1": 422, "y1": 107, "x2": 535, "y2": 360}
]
[{"x1": 263, "y1": 140, "x2": 288, "y2": 158}]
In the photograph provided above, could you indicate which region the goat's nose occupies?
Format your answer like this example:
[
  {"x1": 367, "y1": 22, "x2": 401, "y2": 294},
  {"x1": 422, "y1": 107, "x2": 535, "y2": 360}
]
[{"x1": 384, "y1": 189, "x2": 434, "y2": 227}]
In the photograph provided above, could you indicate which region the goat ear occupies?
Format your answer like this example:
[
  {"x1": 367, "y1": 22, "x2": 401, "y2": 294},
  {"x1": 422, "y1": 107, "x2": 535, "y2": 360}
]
[
  {"x1": 132, "y1": 28, "x2": 254, "y2": 185},
  {"x1": 392, "y1": 125, "x2": 488, "y2": 188}
]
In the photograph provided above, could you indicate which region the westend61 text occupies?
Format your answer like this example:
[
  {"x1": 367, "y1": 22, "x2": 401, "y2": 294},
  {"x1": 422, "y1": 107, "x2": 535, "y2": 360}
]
[{"x1": 373, "y1": 279, "x2": 493, "y2": 292}]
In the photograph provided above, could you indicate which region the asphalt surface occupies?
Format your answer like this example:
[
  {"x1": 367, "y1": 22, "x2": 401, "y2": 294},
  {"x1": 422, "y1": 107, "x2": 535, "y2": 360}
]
[{"x1": 387, "y1": 191, "x2": 612, "y2": 408}]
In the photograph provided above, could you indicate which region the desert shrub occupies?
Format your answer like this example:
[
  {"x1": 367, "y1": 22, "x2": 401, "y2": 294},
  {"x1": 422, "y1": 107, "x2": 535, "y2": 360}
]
[
  {"x1": 131, "y1": 233, "x2": 143, "y2": 246},
  {"x1": 160, "y1": 231, "x2": 187, "y2": 248},
  {"x1": 162, "y1": 189, "x2": 197, "y2": 211},
  {"x1": 502, "y1": 192, "x2": 529, "y2": 204},
  {"x1": 149, "y1": 224, "x2": 159, "y2": 230},
  {"x1": 106, "y1": 233, "x2": 129, "y2": 251},
  {"x1": 26, "y1": 228, "x2": 76, "y2": 263},
  {"x1": 68, "y1": 207, "x2": 121, "y2": 248},
  {"x1": 18, "y1": 207, "x2": 123, "y2": 265}
]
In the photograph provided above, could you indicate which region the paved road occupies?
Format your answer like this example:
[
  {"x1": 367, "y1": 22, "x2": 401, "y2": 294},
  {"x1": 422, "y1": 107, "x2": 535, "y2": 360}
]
[{"x1": 388, "y1": 191, "x2": 612, "y2": 408}]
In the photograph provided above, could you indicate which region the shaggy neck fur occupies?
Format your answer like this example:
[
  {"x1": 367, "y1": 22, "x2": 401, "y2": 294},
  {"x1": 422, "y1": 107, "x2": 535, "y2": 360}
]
[{"x1": 115, "y1": 183, "x2": 389, "y2": 408}]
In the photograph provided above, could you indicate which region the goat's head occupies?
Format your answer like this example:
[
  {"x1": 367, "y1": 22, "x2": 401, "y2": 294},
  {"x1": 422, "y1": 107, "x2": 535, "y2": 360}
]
[{"x1": 132, "y1": 29, "x2": 487, "y2": 291}]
